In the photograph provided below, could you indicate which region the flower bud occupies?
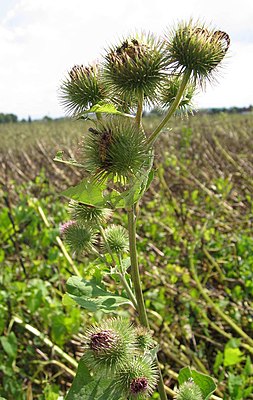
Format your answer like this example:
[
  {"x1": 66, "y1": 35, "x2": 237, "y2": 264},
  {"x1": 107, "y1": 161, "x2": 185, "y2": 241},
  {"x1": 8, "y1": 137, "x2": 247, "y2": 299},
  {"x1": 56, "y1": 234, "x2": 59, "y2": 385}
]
[
  {"x1": 165, "y1": 20, "x2": 230, "y2": 84},
  {"x1": 135, "y1": 327, "x2": 157, "y2": 352},
  {"x1": 60, "y1": 64, "x2": 105, "y2": 115},
  {"x1": 68, "y1": 200, "x2": 112, "y2": 225},
  {"x1": 103, "y1": 224, "x2": 129, "y2": 254},
  {"x1": 82, "y1": 318, "x2": 136, "y2": 373},
  {"x1": 60, "y1": 220, "x2": 96, "y2": 255},
  {"x1": 175, "y1": 379, "x2": 203, "y2": 400}
]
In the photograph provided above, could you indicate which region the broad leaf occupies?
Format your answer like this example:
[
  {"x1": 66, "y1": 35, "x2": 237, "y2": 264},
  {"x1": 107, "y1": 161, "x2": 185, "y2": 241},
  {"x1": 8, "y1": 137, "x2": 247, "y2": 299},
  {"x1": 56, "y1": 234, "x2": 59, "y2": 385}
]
[
  {"x1": 178, "y1": 366, "x2": 192, "y2": 385},
  {"x1": 178, "y1": 367, "x2": 216, "y2": 400},
  {"x1": 60, "y1": 161, "x2": 154, "y2": 209},
  {"x1": 77, "y1": 101, "x2": 133, "y2": 118},
  {"x1": 118, "y1": 167, "x2": 154, "y2": 208},
  {"x1": 65, "y1": 358, "x2": 124, "y2": 400},
  {"x1": 66, "y1": 276, "x2": 133, "y2": 313},
  {"x1": 0, "y1": 332, "x2": 17, "y2": 360},
  {"x1": 61, "y1": 179, "x2": 107, "y2": 207},
  {"x1": 224, "y1": 347, "x2": 245, "y2": 367}
]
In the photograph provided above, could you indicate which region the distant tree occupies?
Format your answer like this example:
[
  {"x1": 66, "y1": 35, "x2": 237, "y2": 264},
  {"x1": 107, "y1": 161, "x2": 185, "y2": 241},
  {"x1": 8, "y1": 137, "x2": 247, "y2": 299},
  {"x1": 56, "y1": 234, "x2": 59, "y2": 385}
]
[
  {"x1": 43, "y1": 115, "x2": 52, "y2": 122},
  {"x1": 0, "y1": 113, "x2": 18, "y2": 123}
]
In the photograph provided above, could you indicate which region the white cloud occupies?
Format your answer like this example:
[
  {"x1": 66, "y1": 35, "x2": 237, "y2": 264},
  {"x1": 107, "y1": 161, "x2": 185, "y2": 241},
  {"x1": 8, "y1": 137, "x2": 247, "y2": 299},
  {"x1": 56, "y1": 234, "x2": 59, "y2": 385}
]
[{"x1": 0, "y1": 0, "x2": 252, "y2": 119}]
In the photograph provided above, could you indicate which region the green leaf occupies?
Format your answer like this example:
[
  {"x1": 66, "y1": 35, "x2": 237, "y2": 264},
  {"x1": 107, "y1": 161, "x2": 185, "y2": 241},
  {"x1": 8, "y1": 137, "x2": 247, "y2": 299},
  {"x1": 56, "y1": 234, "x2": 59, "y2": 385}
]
[
  {"x1": 244, "y1": 356, "x2": 253, "y2": 376},
  {"x1": 60, "y1": 166, "x2": 154, "y2": 210},
  {"x1": 61, "y1": 179, "x2": 107, "y2": 207},
  {"x1": 178, "y1": 367, "x2": 216, "y2": 400},
  {"x1": 118, "y1": 167, "x2": 154, "y2": 209},
  {"x1": 191, "y1": 370, "x2": 216, "y2": 400},
  {"x1": 228, "y1": 373, "x2": 244, "y2": 399},
  {"x1": 178, "y1": 367, "x2": 192, "y2": 385},
  {"x1": 224, "y1": 347, "x2": 245, "y2": 367},
  {"x1": 66, "y1": 276, "x2": 133, "y2": 313},
  {"x1": 213, "y1": 351, "x2": 223, "y2": 375},
  {"x1": 62, "y1": 293, "x2": 76, "y2": 306},
  {"x1": 66, "y1": 358, "x2": 123, "y2": 400},
  {"x1": 77, "y1": 101, "x2": 134, "y2": 118},
  {"x1": 0, "y1": 332, "x2": 17, "y2": 360}
]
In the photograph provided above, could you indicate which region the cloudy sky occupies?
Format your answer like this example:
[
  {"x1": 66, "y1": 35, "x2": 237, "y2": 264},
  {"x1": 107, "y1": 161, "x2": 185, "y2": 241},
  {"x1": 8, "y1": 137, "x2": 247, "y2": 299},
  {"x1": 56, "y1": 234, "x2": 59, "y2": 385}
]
[{"x1": 0, "y1": 0, "x2": 253, "y2": 120}]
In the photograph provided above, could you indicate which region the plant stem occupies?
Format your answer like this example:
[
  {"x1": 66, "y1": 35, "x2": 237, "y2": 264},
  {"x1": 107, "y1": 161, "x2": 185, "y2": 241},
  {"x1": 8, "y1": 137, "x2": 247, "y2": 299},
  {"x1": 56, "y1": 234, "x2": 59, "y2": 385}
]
[
  {"x1": 127, "y1": 205, "x2": 149, "y2": 327},
  {"x1": 147, "y1": 69, "x2": 191, "y2": 146},
  {"x1": 118, "y1": 254, "x2": 138, "y2": 309},
  {"x1": 99, "y1": 226, "x2": 138, "y2": 309},
  {"x1": 127, "y1": 82, "x2": 169, "y2": 400},
  {"x1": 127, "y1": 205, "x2": 167, "y2": 400},
  {"x1": 118, "y1": 270, "x2": 138, "y2": 309}
]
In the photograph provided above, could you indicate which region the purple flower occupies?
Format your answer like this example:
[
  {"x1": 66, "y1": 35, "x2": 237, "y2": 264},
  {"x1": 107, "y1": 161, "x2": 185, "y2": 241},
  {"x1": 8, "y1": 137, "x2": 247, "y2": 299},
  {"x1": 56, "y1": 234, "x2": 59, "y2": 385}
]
[
  {"x1": 59, "y1": 220, "x2": 76, "y2": 235},
  {"x1": 90, "y1": 330, "x2": 117, "y2": 352},
  {"x1": 130, "y1": 377, "x2": 149, "y2": 394}
]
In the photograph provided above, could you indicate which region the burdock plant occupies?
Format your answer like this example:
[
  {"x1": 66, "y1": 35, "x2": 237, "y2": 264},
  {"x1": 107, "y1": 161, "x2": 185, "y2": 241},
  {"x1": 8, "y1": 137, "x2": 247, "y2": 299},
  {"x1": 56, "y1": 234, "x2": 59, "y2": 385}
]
[{"x1": 56, "y1": 19, "x2": 230, "y2": 400}]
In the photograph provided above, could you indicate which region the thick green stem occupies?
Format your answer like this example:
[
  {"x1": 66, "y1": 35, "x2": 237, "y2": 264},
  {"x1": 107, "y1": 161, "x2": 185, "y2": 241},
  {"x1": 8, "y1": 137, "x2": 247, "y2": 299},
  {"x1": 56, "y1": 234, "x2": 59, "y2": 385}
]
[
  {"x1": 127, "y1": 206, "x2": 167, "y2": 400},
  {"x1": 147, "y1": 69, "x2": 191, "y2": 146},
  {"x1": 127, "y1": 206, "x2": 149, "y2": 327}
]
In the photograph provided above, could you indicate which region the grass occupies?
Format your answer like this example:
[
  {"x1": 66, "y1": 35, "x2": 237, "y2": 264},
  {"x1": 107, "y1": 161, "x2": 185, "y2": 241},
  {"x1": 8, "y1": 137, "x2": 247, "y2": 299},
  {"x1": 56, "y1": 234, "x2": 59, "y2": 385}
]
[{"x1": 0, "y1": 112, "x2": 253, "y2": 399}]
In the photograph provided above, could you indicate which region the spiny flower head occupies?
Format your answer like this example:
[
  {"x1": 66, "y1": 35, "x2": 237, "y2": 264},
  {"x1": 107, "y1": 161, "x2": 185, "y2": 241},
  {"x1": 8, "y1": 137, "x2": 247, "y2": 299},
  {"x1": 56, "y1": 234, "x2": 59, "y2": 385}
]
[
  {"x1": 174, "y1": 379, "x2": 203, "y2": 400},
  {"x1": 103, "y1": 33, "x2": 167, "y2": 106},
  {"x1": 160, "y1": 75, "x2": 196, "y2": 113},
  {"x1": 103, "y1": 224, "x2": 129, "y2": 254},
  {"x1": 60, "y1": 220, "x2": 96, "y2": 255},
  {"x1": 82, "y1": 318, "x2": 137, "y2": 373},
  {"x1": 68, "y1": 200, "x2": 112, "y2": 225},
  {"x1": 135, "y1": 327, "x2": 157, "y2": 352},
  {"x1": 82, "y1": 117, "x2": 150, "y2": 183},
  {"x1": 117, "y1": 355, "x2": 158, "y2": 399},
  {"x1": 60, "y1": 63, "x2": 106, "y2": 115},
  {"x1": 165, "y1": 20, "x2": 230, "y2": 85}
]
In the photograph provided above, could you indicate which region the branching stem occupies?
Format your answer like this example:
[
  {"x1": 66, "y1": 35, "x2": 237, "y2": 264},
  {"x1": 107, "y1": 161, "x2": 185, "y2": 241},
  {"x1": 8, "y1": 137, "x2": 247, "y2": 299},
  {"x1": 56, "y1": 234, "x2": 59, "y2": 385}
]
[{"x1": 147, "y1": 69, "x2": 191, "y2": 146}]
